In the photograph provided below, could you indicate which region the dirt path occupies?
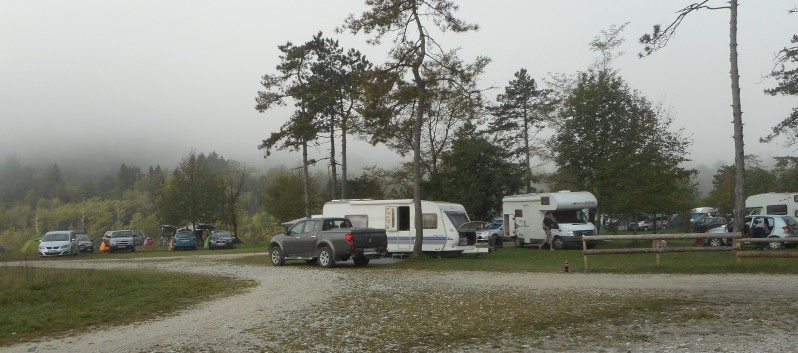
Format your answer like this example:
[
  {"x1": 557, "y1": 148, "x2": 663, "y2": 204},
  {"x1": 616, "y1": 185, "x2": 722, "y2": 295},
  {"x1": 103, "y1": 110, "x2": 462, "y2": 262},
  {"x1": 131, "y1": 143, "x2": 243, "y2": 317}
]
[{"x1": 2, "y1": 255, "x2": 797, "y2": 353}]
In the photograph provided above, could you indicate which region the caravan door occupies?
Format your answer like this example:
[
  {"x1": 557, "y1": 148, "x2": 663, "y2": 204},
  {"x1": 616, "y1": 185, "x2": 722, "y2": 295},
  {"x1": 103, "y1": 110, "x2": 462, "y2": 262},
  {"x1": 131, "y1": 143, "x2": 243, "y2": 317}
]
[{"x1": 386, "y1": 206, "x2": 413, "y2": 251}]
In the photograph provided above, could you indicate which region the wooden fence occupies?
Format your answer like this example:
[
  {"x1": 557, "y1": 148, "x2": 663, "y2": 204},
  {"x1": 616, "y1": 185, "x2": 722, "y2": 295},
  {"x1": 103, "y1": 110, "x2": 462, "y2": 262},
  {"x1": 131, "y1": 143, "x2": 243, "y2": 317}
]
[
  {"x1": 582, "y1": 233, "x2": 798, "y2": 269},
  {"x1": 581, "y1": 233, "x2": 740, "y2": 270},
  {"x1": 733, "y1": 238, "x2": 798, "y2": 262}
]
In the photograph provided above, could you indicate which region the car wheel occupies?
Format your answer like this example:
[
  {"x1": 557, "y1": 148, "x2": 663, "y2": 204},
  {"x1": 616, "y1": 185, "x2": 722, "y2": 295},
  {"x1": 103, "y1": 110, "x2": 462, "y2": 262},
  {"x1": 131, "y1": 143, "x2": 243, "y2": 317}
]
[
  {"x1": 515, "y1": 237, "x2": 524, "y2": 248},
  {"x1": 768, "y1": 237, "x2": 783, "y2": 250},
  {"x1": 353, "y1": 257, "x2": 370, "y2": 266},
  {"x1": 552, "y1": 236, "x2": 565, "y2": 250},
  {"x1": 270, "y1": 246, "x2": 285, "y2": 266},
  {"x1": 318, "y1": 246, "x2": 336, "y2": 268},
  {"x1": 708, "y1": 238, "x2": 724, "y2": 247}
]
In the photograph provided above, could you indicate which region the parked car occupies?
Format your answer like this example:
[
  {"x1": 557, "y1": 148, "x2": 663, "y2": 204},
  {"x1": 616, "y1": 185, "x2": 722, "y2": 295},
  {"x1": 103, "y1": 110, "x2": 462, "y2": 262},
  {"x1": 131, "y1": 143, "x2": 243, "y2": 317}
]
[
  {"x1": 742, "y1": 215, "x2": 798, "y2": 250},
  {"x1": 76, "y1": 234, "x2": 94, "y2": 253},
  {"x1": 703, "y1": 224, "x2": 733, "y2": 247},
  {"x1": 170, "y1": 230, "x2": 197, "y2": 250},
  {"x1": 38, "y1": 231, "x2": 79, "y2": 257},
  {"x1": 102, "y1": 230, "x2": 136, "y2": 253},
  {"x1": 476, "y1": 223, "x2": 504, "y2": 244},
  {"x1": 131, "y1": 230, "x2": 145, "y2": 246},
  {"x1": 692, "y1": 217, "x2": 727, "y2": 233},
  {"x1": 208, "y1": 231, "x2": 235, "y2": 249}
]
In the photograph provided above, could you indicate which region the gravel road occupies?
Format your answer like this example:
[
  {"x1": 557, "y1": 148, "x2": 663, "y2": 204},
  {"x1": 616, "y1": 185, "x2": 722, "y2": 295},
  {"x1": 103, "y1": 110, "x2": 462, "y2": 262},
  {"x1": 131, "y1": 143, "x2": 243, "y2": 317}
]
[{"x1": 2, "y1": 254, "x2": 797, "y2": 353}]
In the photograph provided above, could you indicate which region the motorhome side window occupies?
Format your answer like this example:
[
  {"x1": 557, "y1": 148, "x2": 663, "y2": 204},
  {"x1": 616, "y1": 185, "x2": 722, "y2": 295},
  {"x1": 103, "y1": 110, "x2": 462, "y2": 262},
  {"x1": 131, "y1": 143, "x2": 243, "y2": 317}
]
[
  {"x1": 794, "y1": 195, "x2": 798, "y2": 203},
  {"x1": 422, "y1": 214, "x2": 437, "y2": 229},
  {"x1": 515, "y1": 209, "x2": 522, "y2": 217},
  {"x1": 766, "y1": 205, "x2": 788, "y2": 215},
  {"x1": 541, "y1": 197, "x2": 550, "y2": 205}
]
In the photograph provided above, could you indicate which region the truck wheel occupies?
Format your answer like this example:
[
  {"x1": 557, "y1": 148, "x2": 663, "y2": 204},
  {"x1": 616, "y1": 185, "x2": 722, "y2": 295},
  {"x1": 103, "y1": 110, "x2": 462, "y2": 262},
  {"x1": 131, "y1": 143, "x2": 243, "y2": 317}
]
[
  {"x1": 270, "y1": 246, "x2": 285, "y2": 266},
  {"x1": 552, "y1": 236, "x2": 565, "y2": 250},
  {"x1": 318, "y1": 247, "x2": 336, "y2": 268},
  {"x1": 515, "y1": 237, "x2": 524, "y2": 248},
  {"x1": 353, "y1": 257, "x2": 370, "y2": 266}
]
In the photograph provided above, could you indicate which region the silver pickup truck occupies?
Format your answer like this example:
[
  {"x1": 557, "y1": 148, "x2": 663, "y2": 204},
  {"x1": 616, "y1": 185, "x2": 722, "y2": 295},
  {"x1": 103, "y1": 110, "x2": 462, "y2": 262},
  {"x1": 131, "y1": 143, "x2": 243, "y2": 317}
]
[
  {"x1": 269, "y1": 217, "x2": 387, "y2": 268},
  {"x1": 102, "y1": 230, "x2": 136, "y2": 253}
]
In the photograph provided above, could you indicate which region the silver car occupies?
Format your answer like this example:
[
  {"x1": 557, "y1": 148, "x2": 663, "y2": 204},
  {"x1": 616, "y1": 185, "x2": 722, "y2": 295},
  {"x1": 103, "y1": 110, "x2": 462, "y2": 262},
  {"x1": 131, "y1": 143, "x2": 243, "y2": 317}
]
[
  {"x1": 38, "y1": 231, "x2": 80, "y2": 257},
  {"x1": 744, "y1": 215, "x2": 798, "y2": 250}
]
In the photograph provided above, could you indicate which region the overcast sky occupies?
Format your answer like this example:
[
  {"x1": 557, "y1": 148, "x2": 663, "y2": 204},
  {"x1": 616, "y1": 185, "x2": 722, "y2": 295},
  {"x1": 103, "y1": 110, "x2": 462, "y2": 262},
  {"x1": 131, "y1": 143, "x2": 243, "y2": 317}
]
[{"x1": 2, "y1": 1, "x2": 795, "y2": 176}]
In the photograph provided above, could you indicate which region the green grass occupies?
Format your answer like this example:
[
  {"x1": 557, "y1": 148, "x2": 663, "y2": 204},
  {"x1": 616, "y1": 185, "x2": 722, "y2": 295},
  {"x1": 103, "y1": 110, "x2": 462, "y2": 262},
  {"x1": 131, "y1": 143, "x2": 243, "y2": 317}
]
[
  {"x1": 228, "y1": 240, "x2": 798, "y2": 274},
  {"x1": 0, "y1": 264, "x2": 254, "y2": 346},
  {"x1": 0, "y1": 242, "x2": 267, "y2": 262}
]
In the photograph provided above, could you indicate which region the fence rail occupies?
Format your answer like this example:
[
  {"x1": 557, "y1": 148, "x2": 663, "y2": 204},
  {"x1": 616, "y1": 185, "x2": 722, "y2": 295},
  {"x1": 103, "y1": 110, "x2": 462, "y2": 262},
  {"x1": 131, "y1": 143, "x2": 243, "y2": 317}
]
[
  {"x1": 582, "y1": 233, "x2": 798, "y2": 269},
  {"x1": 581, "y1": 233, "x2": 740, "y2": 270}
]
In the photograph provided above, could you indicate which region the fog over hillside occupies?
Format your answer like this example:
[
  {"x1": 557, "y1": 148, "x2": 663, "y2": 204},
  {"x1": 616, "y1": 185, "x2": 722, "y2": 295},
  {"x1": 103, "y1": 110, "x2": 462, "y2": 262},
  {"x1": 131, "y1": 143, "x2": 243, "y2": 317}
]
[{"x1": 4, "y1": 140, "x2": 762, "y2": 197}]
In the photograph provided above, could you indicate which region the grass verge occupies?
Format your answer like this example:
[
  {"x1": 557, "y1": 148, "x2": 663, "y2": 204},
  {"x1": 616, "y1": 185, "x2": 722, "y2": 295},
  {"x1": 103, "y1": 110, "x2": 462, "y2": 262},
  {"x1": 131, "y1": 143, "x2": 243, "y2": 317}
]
[
  {"x1": 227, "y1": 240, "x2": 798, "y2": 274},
  {"x1": 0, "y1": 264, "x2": 254, "y2": 346}
]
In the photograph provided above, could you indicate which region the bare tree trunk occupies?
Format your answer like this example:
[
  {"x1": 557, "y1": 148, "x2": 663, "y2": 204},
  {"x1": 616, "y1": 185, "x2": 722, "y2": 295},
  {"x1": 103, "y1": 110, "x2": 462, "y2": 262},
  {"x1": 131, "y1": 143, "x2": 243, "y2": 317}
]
[
  {"x1": 302, "y1": 140, "x2": 311, "y2": 218},
  {"x1": 412, "y1": 92, "x2": 425, "y2": 257},
  {"x1": 729, "y1": 0, "x2": 746, "y2": 233},
  {"x1": 341, "y1": 120, "x2": 348, "y2": 199},
  {"x1": 329, "y1": 117, "x2": 337, "y2": 200},
  {"x1": 523, "y1": 114, "x2": 531, "y2": 193}
]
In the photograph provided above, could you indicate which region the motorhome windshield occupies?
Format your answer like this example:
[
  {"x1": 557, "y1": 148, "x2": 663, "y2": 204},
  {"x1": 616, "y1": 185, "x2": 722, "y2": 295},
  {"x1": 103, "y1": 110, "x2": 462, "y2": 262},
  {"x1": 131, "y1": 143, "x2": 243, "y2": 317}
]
[
  {"x1": 552, "y1": 210, "x2": 589, "y2": 224},
  {"x1": 444, "y1": 211, "x2": 470, "y2": 228}
]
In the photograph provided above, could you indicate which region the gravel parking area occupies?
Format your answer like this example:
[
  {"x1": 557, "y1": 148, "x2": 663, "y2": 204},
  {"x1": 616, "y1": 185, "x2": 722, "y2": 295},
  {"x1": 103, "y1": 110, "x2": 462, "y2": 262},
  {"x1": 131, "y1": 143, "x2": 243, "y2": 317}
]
[{"x1": 2, "y1": 254, "x2": 797, "y2": 353}]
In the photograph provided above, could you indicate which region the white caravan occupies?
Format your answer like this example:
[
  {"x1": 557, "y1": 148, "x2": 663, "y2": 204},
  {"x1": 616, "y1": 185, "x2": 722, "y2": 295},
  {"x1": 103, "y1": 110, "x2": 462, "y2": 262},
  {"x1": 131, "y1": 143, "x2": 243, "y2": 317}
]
[
  {"x1": 502, "y1": 191, "x2": 598, "y2": 249},
  {"x1": 322, "y1": 199, "x2": 486, "y2": 254},
  {"x1": 746, "y1": 192, "x2": 798, "y2": 217}
]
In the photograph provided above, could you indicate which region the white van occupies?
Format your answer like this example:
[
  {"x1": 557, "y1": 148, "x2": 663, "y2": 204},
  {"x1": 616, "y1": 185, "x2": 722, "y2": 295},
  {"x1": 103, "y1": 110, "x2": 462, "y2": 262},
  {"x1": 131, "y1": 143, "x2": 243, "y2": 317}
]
[
  {"x1": 322, "y1": 199, "x2": 486, "y2": 254},
  {"x1": 502, "y1": 191, "x2": 598, "y2": 249},
  {"x1": 745, "y1": 192, "x2": 798, "y2": 217}
]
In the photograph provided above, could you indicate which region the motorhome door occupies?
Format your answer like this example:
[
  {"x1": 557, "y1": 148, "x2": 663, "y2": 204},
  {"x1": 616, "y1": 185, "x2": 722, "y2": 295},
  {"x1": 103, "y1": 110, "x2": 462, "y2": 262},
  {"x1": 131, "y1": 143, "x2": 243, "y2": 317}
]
[{"x1": 386, "y1": 206, "x2": 412, "y2": 251}]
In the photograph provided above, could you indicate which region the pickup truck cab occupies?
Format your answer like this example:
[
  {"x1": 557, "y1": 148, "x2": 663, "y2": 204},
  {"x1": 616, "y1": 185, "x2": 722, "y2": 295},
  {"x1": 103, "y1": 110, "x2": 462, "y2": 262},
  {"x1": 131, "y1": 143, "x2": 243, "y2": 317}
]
[
  {"x1": 269, "y1": 217, "x2": 387, "y2": 268},
  {"x1": 102, "y1": 230, "x2": 136, "y2": 253}
]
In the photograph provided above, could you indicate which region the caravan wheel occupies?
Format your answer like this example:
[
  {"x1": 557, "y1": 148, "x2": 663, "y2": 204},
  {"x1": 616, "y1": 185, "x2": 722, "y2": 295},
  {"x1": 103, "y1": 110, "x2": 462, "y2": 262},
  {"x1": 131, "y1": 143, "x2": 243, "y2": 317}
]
[{"x1": 515, "y1": 237, "x2": 524, "y2": 248}]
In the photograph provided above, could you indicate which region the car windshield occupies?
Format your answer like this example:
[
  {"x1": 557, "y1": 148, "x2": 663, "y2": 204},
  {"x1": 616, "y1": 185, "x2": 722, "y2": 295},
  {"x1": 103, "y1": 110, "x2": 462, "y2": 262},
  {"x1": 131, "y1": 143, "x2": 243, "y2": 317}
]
[
  {"x1": 212, "y1": 232, "x2": 232, "y2": 239},
  {"x1": 43, "y1": 233, "x2": 68, "y2": 241},
  {"x1": 77, "y1": 234, "x2": 90, "y2": 241},
  {"x1": 112, "y1": 231, "x2": 132, "y2": 238}
]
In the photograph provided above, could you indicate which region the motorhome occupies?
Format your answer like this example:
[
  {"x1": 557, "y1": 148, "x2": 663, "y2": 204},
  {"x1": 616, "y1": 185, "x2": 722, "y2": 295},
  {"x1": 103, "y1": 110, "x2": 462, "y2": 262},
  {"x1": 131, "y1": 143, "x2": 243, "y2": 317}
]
[
  {"x1": 502, "y1": 191, "x2": 598, "y2": 249},
  {"x1": 322, "y1": 199, "x2": 486, "y2": 254},
  {"x1": 746, "y1": 192, "x2": 798, "y2": 217}
]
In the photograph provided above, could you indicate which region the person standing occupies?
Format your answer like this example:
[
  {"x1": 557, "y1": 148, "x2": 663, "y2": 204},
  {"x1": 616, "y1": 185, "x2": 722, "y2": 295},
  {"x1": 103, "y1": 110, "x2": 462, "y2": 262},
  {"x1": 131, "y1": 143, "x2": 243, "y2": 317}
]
[{"x1": 541, "y1": 211, "x2": 557, "y2": 251}]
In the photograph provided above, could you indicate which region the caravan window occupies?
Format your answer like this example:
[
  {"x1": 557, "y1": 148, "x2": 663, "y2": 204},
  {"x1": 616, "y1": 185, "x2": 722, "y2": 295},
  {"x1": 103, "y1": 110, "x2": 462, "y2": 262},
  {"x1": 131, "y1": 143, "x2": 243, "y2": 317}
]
[
  {"x1": 444, "y1": 211, "x2": 470, "y2": 228},
  {"x1": 766, "y1": 205, "x2": 788, "y2": 215},
  {"x1": 515, "y1": 209, "x2": 523, "y2": 217},
  {"x1": 541, "y1": 197, "x2": 550, "y2": 205},
  {"x1": 422, "y1": 214, "x2": 437, "y2": 229},
  {"x1": 346, "y1": 215, "x2": 368, "y2": 228}
]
